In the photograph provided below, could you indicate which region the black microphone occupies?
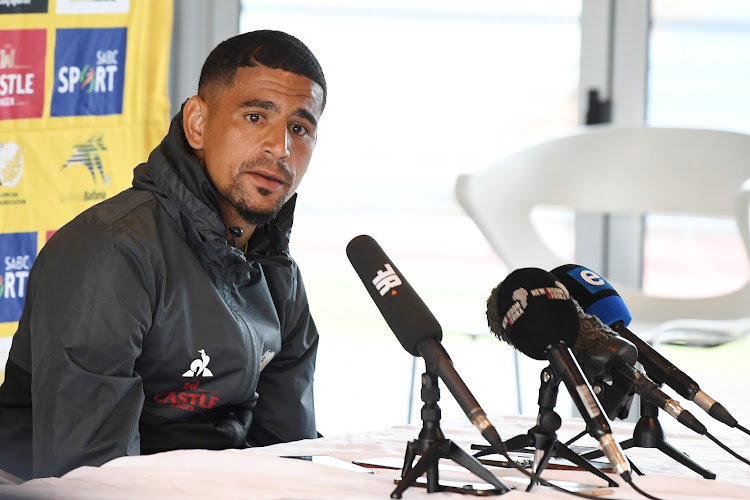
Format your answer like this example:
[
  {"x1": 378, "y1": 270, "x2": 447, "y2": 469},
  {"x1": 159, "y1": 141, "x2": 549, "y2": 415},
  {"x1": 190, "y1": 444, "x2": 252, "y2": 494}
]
[
  {"x1": 487, "y1": 267, "x2": 631, "y2": 480},
  {"x1": 551, "y1": 263, "x2": 740, "y2": 430},
  {"x1": 573, "y1": 303, "x2": 708, "y2": 435},
  {"x1": 228, "y1": 226, "x2": 243, "y2": 248},
  {"x1": 346, "y1": 234, "x2": 506, "y2": 453}
]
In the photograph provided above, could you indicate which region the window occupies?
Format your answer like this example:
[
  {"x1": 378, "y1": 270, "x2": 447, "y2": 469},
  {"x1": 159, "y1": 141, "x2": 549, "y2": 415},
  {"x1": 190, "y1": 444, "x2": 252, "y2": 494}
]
[
  {"x1": 645, "y1": 1, "x2": 750, "y2": 298},
  {"x1": 240, "y1": 1, "x2": 582, "y2": 433}
]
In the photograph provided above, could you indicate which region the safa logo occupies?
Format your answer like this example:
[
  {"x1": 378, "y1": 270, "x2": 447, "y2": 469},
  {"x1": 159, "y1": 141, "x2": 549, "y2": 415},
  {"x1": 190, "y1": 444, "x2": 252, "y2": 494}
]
[
  {"x1": 0, "y1": 232, "x2": 35, "y2": 323},
  {"x1": 51, "y1": 28, "x2": 127, "y2": 117}
]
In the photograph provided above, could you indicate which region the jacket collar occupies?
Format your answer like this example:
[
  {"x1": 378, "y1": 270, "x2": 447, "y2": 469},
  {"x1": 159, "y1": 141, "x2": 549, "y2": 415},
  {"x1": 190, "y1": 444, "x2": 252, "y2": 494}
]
[{"x1": 133, "y1": 108, "x2": 294, "y2": 270}]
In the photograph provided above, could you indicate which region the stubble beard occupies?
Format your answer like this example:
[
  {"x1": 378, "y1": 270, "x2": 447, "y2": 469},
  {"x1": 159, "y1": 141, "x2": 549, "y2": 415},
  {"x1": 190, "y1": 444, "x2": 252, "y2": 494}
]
[{"x1": 215, "y1": 160, "x2": 291, "y2": 227}]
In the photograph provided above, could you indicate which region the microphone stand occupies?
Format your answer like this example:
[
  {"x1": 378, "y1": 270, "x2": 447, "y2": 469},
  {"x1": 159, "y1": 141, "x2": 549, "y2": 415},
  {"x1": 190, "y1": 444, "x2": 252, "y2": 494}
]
[
  {"x1": 473, "y1": 366, "x2": 617, "y2": 490},
  {"x1": 391, "y1": 371, "x2": 512, "y2": 498},
  {"x1": 578, "y1": 398, "x2": 717, "y2": 480}
]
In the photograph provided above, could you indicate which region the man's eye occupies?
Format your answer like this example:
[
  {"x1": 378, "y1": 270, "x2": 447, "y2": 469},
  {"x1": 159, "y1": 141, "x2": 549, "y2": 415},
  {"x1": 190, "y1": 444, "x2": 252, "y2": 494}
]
[
  {"x1": 247, "y1": 113, "x2": 261, "y2": 123},
  {"x1": 291, "y1": 124, "x2": 308, "y2": 136}
]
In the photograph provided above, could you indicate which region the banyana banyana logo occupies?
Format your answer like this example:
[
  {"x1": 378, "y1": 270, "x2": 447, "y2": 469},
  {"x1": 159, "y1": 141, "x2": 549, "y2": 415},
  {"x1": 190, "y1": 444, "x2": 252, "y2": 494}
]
[
  {"x1": 0, "y1": 142, "x2": 24, "y2": 188},
  {"x1": 61, "y1": 135, "x2": 110, "y2": 185}
]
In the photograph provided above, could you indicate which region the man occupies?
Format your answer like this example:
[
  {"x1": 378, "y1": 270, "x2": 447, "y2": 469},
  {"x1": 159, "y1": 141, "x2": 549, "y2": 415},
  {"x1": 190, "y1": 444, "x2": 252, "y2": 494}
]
[{"x1": 0, "y1": 29, "x2": 325, "y2": 480}]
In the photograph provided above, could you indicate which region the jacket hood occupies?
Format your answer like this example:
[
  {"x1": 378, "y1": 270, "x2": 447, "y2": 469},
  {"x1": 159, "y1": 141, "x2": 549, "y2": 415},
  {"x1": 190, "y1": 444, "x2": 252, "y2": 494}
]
[{"x1": 132, "y1": 109, "x2": 294, "y2": 274}]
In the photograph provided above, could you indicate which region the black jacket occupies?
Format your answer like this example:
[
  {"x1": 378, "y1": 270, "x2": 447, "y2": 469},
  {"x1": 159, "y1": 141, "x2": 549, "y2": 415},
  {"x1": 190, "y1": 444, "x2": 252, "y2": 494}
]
[{"x1": 0, "y1": 111, "x2": 319, "y2": 480}]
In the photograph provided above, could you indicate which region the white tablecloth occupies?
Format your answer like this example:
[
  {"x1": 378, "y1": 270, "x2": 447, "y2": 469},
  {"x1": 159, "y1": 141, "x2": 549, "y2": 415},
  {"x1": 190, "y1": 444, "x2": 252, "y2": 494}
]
[{"x1": 1, "y1": 414, "x2": 749, "y2": 499}]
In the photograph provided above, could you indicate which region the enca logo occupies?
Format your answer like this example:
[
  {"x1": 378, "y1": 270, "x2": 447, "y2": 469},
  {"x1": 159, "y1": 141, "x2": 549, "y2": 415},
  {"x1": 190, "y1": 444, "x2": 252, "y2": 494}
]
[{"x1": 579, "y1": 269, "x2": 606, "y2": 286}]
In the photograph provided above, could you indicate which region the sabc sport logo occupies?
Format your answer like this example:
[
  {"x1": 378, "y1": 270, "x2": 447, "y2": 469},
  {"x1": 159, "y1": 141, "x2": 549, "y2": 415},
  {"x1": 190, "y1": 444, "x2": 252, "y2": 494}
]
[
  {"x1": 0, "y1": 232, "x2": 36, "y2": 324},
  {"x1": 51, "y1": 27, "x2": 127, "y2": 117}
]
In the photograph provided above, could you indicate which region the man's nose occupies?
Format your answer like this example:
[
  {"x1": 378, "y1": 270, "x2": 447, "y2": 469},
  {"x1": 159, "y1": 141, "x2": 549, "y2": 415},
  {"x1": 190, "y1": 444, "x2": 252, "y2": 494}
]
[{"x1": 263, "y1": 122, "x2": 290, "y2": 159}]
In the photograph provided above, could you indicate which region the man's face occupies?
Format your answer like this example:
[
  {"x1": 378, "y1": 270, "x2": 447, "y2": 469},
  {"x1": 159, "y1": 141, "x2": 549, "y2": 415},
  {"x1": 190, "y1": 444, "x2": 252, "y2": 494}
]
[{"x1": 185, "y1": 65, "x2": 324, "y2": 226}]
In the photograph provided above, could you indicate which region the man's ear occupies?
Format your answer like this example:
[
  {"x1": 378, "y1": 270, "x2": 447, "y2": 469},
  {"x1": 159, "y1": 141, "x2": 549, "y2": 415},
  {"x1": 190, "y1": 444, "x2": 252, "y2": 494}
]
[{"x1": 183, "y1": 95, "x2": 206, "y2": 151}]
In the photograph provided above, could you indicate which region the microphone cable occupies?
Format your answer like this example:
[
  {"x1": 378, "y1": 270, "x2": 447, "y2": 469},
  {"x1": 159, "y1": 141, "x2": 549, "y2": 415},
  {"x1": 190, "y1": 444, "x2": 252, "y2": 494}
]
[
  {"x1": 564, "y1": 418, "x2": 750, "y2": 474},
  {"x1": 480, "y1": 428, "x2": 666, "y2": 500},
  {"x1": 481, "y1": 441, "x2": 634, "y2": 500},
  {"x1": 705, "y1": 431, "x2": 750, "y2": 466},
  {"x1": 736, "y1": 422, "x2": 750, "y2": 437},
  {"x1": 627, "y1": 478, "x2": 664, "y2": 500}
]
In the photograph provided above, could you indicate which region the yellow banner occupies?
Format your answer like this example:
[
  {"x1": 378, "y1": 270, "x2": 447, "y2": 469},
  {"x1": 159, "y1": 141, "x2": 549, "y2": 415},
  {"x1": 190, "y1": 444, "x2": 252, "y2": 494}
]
[{"x1": 0, "y1": 0, "x2": 173, "y2": 339}]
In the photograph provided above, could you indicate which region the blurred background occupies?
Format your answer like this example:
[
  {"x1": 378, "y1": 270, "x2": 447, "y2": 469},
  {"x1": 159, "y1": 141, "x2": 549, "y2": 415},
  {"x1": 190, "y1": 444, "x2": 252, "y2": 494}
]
[{"x1": 229, "y1": 0, "x2": 750, "y2": 439}]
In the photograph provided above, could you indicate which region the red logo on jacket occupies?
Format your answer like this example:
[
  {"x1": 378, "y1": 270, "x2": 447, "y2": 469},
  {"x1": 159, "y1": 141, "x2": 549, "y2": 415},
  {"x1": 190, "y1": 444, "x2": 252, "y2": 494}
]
[{"x1": 153, "y1": 381, "x2": 219, "y2": 412}]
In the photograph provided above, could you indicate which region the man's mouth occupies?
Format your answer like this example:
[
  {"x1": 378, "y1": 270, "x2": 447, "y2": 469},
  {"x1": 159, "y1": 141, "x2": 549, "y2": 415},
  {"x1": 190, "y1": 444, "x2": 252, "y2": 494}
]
[
  {"x1": 256, "y1": 171, "x2": 283, "y2": 182},
  {"x1": 249, "y1": 170, "x2": 287, "y2": 191}
]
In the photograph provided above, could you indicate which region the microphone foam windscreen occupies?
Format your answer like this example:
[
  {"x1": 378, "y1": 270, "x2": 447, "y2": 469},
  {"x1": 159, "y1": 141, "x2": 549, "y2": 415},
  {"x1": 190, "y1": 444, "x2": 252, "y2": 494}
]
[
  {"x1": 487, "y1": 267, "x2": 580, "y2": 360},
  {"x1": 572, "y1": 300, "x2": 614, "y2": 359},
  {"x1": 346, "y1": 234, "x2": 442, "y2": 356},
  {"x1": 550, "y1": 264, "x2": 633, "y2": 327},
  {"x1": 573, "y1": 301, "x2": 638, "y2": 380}
]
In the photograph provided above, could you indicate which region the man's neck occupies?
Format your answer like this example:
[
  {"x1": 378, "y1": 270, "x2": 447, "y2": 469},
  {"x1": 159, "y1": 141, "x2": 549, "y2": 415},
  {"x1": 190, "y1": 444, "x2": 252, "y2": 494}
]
[
  {"x1": 226, "y1": 222, "x2": 256, "y2": 251},
  {"x1": 217, "y1": 198, "x2": 257, "y2": 251}
]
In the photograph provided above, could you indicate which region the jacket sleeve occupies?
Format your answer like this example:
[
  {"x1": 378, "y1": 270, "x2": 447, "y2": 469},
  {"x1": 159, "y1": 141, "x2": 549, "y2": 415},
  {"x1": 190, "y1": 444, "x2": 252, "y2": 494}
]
[
  {"x1": 248, "y1": 264, "x2": 319, "y2": 446},
  {"x1": 27, "y1": 223, "x2": 155, "y2": 478}
]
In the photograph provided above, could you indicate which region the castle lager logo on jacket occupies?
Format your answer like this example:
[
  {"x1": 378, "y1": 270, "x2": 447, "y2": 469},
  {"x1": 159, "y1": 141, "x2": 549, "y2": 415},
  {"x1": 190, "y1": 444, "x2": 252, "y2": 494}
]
[
  {"x1": 151, "y1": 349, "x2": 221, "y2": 413},
  {"x1": 0, "y1": 232, "x2": 35, "y2": 323},
  {"x1": 51, "y1": 28, "x2": 127, "y2": 117},
  {"x1": 0, "y1": 29, "x2": 46, "y2": 120},
  {"x1": 153, "y1": 380, "x2": 220, "y2": 413}
]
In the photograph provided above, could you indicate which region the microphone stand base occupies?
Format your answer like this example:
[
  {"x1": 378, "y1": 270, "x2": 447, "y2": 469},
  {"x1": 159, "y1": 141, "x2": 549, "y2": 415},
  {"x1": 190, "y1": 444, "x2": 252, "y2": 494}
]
[
  {"x1": 579, "y1": 401, "x2": 716, "y2": 480},
  {"x1": 473, "y1": 366, "x2": 618, "y2": 490},
  {"x1": 392, "y1": 438, "x2": 512, "y2": 498},
  {"x1": 391, "y1": 372, "x2": 512, "y2": 498}
]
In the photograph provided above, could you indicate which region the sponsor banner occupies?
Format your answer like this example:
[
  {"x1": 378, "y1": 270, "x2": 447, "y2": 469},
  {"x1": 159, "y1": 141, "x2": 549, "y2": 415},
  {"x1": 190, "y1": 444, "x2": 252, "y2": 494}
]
[
  {"x1": 0, "y1": 125, "x2": 146, "y2": 232},
  {"x1": 0, "y1": 0, "x2": 173, "y2": 337},
  {"x1": 0, "y1": 0, "x2": 48, "y2": 14},
  {"x1": 0, "y1": 29, "x2": 46, "y2": 120},
  {"x1": 56, "y1": 0, "x2": 128, "y2": 15},
  {"x1": 0, "y1": 231, "x2": 35, "y2": 323},
  {"x1": 0, "y1": 139, "x2": 23, "y2": 189},
  {"x1": 51, "y1": 27, "x2": 128, "y2": 117}
]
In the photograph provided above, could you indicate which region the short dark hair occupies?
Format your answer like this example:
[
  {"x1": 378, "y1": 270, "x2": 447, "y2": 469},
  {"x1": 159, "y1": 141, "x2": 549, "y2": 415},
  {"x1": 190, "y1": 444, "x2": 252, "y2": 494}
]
[{"x1": 198, "y1": 30, "x2": 327, "y2": 110}]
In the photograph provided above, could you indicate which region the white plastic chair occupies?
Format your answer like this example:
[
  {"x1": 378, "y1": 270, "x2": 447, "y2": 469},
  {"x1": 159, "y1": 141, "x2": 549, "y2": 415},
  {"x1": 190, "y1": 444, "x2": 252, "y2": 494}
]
[{"x1": 455, "y1": 125, "x2": 750, "y2": 347}]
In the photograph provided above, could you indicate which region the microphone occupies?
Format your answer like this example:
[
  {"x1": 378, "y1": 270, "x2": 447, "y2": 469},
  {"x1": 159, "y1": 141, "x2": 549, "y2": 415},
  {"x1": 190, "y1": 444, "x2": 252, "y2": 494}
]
[
  {"x1": 487, "y1": 267, "x2": 631, "y2": 480},
  {"x1": 228, "y1": 226, "x2": 243, "y2": 248},
  {"x1": 551, "y1": 263, "x2": 741, "y2": 430},
  {"x1": 346, "y1": 235, "x2": 506, "y2": 453},
  {"x1": 573, "y1": 303, "x2": 708, "y2": 436}
]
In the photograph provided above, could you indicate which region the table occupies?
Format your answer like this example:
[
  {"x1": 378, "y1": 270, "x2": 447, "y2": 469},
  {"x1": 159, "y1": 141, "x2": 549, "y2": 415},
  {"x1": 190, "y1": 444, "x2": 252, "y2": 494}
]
[{"x1": 0, "y1": 414, "x2": 748, "y2": 499}]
